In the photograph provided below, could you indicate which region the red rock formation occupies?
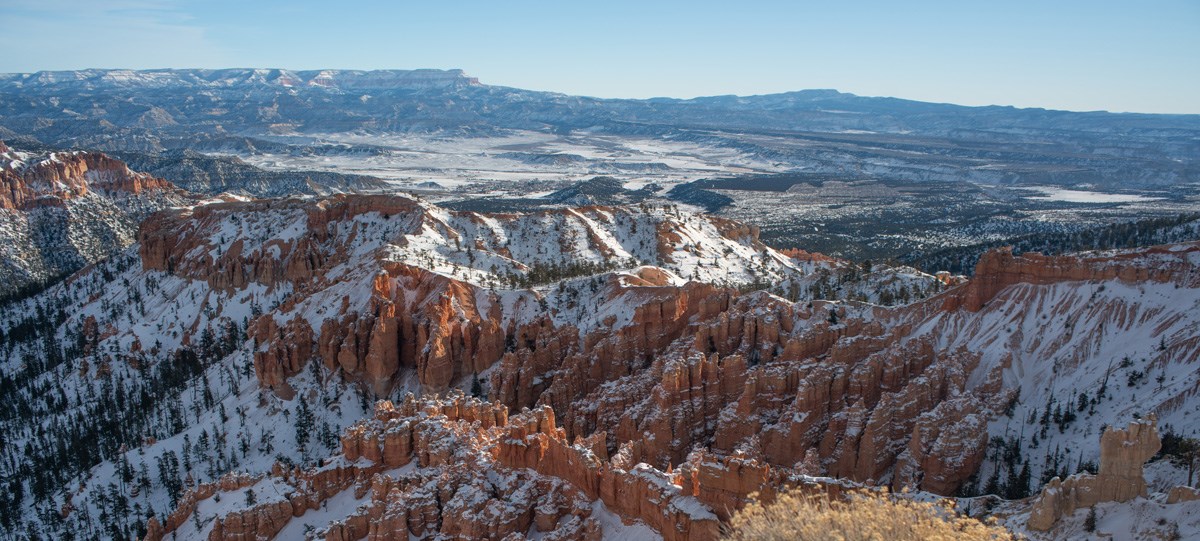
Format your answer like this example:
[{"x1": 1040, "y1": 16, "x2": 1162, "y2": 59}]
[
  {"x1": 780, "y1": 247, "x2": 841, "y2": 264},
  {"x1": 950, "y1": 245, "x2": 1200, "y2": 312},
  {"x1": 1168, "y1": 486, "x2": 1200, "y2": 504},
  {"x1": 154, "y1": 395, "x2": 754, "y2": 541},
  {"x1": 143, "y1": 472, "x2": 261, "y2": 541},
  {"x1": 208, "y1": 499, "x2": 293, "y2": 541},
  {"x1": 1, "y1": 151, "x2": 177, "y2": 210},
  {"x1": 537, "y1": 292, "x2": 993, "y2": 497},
  {"x1": 1027, "y1": 415, "x2": 1162, "y2": 531},
  {"x1": 677, "y1": 450, "x2": 782, "y2": 520},
  {"x1": 429, "y1": 400, "x2": 723, "y2": 541},
  {"x1": 894, "y1": 396, "x2": 990, "y2": 495},
  {"x1": 134, "y1": 193, "x2": 1200, "y2": 540},
  {"x1": 251, "y1": 315, "x2": 314, "y2": 399}
]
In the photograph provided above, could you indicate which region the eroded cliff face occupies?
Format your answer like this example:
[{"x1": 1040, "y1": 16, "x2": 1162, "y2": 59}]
[
  {"x1": 0, "y1": 146, "x2": 192, "y2": 296},
  {"x1": 129, "y1": 193, "x2": 1200, "y2": 539},
  {"x1": 242, "y1": 248, "x2": 996, "y2": 498},
  {"x1": 143, "y1": 473, "x2": 262, "y2": 541},
  {"x1": 952, "y1": 245, "x2": 1200, "y2": 312},
  {"x1": 1, "y1": 149, "x2": 177, "y2": 210},
  {"x1": 1027, "y1": 416, "x2": 1161, "y2": 531},
  {"x1": 144, "y1": 393, "x2": 715, "y2": 541},
  {"x1": 137, "y1": 193, "x2": 914, "y2": 403},
  {"x1": 156, "y1": 390, "x2": 991, "y2": 541}
]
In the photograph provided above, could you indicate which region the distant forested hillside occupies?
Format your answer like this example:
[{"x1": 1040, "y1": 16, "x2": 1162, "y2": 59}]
[{"x1": 902, "y1": 214, "x2": 1200, "y2": 275}]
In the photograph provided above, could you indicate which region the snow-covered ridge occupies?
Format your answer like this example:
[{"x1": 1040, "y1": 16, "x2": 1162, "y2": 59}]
[
  {"x1": 0, "y1": 148, "x2": 192, "y2": 296},
  {"x1": 140, "y1": 193, "x2": 936, "y2": 298},
  {"x1": 131, "y1": 194, "x2": 947, "y2": 388},
  {"x1": 1, "y1": 148, "x2": 182, "y2": 207},
  {"x1": 896, "y1": 243, "x2": 1200, "y2": 499},
  {"x1": 0, "y1": 68, "x2": 479, "y2": 91},
  {"x1": 0, "y1": 191, "x2": 944, "y2": 539}
]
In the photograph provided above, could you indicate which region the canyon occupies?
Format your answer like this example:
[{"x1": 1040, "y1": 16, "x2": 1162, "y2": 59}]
[{"x1": 2, "y1": 184, "x2": 1197, "y2": 539}]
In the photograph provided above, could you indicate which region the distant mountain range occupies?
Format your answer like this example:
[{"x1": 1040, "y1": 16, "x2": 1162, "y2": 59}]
[{"x1": 1, "y1": 68, "x2": 1197, "y2": 189}]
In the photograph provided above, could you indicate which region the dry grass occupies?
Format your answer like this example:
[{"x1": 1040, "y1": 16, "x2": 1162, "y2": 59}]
[{"x1": 724, "y1": 489, "x2": 1018, "y2": 541}]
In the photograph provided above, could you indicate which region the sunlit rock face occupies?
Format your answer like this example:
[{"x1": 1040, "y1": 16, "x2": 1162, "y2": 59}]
[{"x1": 0, "y1": 147, "x2": 191, "y2": 295}]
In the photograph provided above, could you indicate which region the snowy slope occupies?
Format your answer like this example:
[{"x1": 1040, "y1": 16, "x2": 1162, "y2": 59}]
[
  {"x1": 905, "y1": 251, "x2": 1200, "y2": 495},
  {"x1": 0, "y1": 194, "x2": 942, "y2": 539},
  {"x1": 8, "y1": 193, "x2": 1196, "y2": 540},
  {"x1": 0, "y1": 146, "x2": 193, "y2": 297}
]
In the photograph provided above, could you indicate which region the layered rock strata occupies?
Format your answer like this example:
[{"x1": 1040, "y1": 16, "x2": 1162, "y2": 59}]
[
  {"x1": 1027, "y1": 416, "x2": 1161, "y2": 531},
  {"x1": 126, "y1": 193, "x2": 1200, "y2": 539},
  {"x1": 1, "y1": 149, "x2": 178, "y2": 210}
]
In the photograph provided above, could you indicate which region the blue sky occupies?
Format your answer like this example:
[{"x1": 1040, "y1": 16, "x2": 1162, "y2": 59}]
[{"x1": 1, "y1": 0, "x2": 1197, "y2": 113}]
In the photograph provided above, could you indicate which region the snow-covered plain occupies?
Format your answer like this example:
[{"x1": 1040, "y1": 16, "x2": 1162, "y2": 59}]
[
  {"x1": 220, "y1": 130, "x2": 786, "y2": 194},
  {"x1": 1023, "y1": 186, "x2": 1163, "y2": 204}
]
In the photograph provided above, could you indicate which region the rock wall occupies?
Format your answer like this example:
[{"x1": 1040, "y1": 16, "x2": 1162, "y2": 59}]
[
  {"x1": 1027, "y1": 415, "x2": 1161, "y2": 531},
  {"x1": 143, "y1": 473, "x2": 261, "y2": 541},
  {"x1": 1168, "y1": 486, "x2": 1200, "y2": 504},
  {"x1": 157, "y1": 395, "x2": 738, "y2": 541},
  {"x1": 951, "y1": 245, "x2": 1200, "y2": 312},
  {"x1": 138, "y1": 195, "x2": 776, "y2": 405},
  {"x1": 0, "y1": 148, "x2": 191, "y2": 295},
  {"x1": 535, "y1": 292, "x2": 999, "y2": 496},
  {"x1": 1, "y1": 151, "x2": 177, "y2": 210},
  {"x1": 495, "y1": 405, "x2": 722, "y2": 541}
]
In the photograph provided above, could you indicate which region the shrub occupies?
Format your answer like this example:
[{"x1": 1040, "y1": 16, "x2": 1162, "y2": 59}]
[{"x1": 724, "y1": 489, "x2": 1018, "y2": 541}]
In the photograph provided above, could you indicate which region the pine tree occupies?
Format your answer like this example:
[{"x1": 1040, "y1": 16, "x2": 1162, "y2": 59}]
[
  {"x1": 983, "y1": 464, "x2": 1001, "y2": 496},
  {"x1": 1013, "y1": 460, "x2": 1031, "y2": 499},
  {"x1": 470, "y1": 374, "x2": 483, "y2": 398},
  {"x1": 295, "y1": 395, "x2": 314, "y2": 452}
]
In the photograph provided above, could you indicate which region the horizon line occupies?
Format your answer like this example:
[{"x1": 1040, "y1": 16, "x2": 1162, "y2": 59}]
[{"x1": 2, "y1": 66, "x2": 1198, "y2": 117}]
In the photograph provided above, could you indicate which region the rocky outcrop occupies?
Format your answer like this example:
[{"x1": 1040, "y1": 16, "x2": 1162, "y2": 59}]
[
  {"x1": 1, "y1": 151, "x2": 177, "y2": 210},
  {"x1": 136, "y1": 194, "x2": 809, "y2": 402},
  {"x1": 125, "y1": 193, "x2": 1200, "y2": 540},
  {"x1": 780, "y1": 247, "x2": 840, "y2": 264},
  {"x1": 135, "y1": 194, "x2": 957, "y2": 431},
  {"x1": 1168, "y1": 486, "x2": 1200, "y2": 504},
  {"x1": 676, "y1": 449, "x2": 848, "y2": 521},
  {"x1": 534, "y1": 295, "x2": 997, "y2": 497},
  {"x1": 951, "y1": 245, "x2": 1200, "y2": 312},
  {"x1": 251, "y1": 315, "x2": 314, "y2": 398},
  {"x1": 496, "y1": 405, "x2": 722, "y2": 541},
  {"x1": 1027, "y1": 415, "x2": 1162, "y2": 531},
  {"x1": 285, "y1": 245, "x2": 997, "y2": 497},
  {"x1": 156, "y1": 395, "x2": 883, "y2": 541},
  {"x1": 208, "y1": 499, "x2": 293, "y2": 541},
  {"x1": 143, "y1": 472, "x2": 261, "y2": 541},
  {"x1": 893, "y1": 396, "x2": 990, "y2": 495},
  {"x1": 0, "y1": 147, "x2": 192, "y2": 296},
  {"x1": 153, "y1": 395, "x2": 721, "y2": 540}
]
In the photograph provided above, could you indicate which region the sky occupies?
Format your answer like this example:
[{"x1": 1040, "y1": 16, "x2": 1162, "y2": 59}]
[{"x1": 0, "y1": 0, "x2": 1197, "y2": 114}]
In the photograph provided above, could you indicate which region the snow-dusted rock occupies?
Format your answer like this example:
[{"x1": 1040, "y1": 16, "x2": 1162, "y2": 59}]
[{"x1": 1027, "y1": 416, "x2": 1161, "y2": 531}]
